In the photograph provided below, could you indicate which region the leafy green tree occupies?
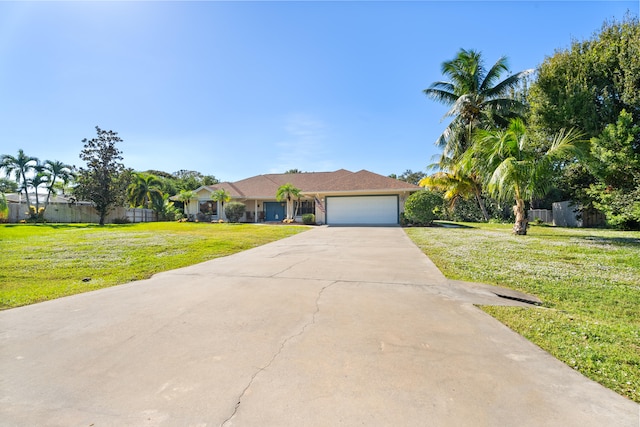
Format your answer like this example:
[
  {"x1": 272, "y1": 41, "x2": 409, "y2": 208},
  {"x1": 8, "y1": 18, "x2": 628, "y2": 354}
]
[
  {"x1": 471, "y1": 119, "x2": 585, "y2": 234},
  {"x1": 391, "y1": 169, "x2": 427, "y2": 186},
  {"x1": 528, "y1": 15, "x2": 640, "y2": 139},
  {"x1": 74, "y1": 126, "x2": 127, "y2": 225},
  {"x1": 0, "y1": 177, "x2": 18, "y2": 194},
  {"x1": 224, "y1": 201, "x2": 246, "y2": 223},
  {"x1": 276, "y1": 183, "x2": 301, "y2": 220},
  {"x1": 1, "y1": 149, "x2": 39, "y2": 208},
  {"x1": 404, "y1": 190, "x2": 443, "y2": 226},
  {"x1": 173, "y1": 170, "x2": 203, "y2": 190},
  {"x1": 128, "y1": 172, "x2": 163, "y2": 210},
  {"x1": 172, "y1": 170, "x2": 218, "y2": 191},
  {"x1": 42, "y1": 160, "x2": 75, "y2": 209},
  {"x1": 177, "y1": 189, "x2": 196, "y2": 219},
  {"x1": 527, "y1": 15, "x2": 639, "y2": 212},
  {"x1": 202, "y1": 175, "x2": 218, "y2": 186},
  {"x1": 285, "y1": 169, "x2": 303, "y2": 174},
  {"x1": 587, "y1": 110, "x2": 640, "y2": 229}
]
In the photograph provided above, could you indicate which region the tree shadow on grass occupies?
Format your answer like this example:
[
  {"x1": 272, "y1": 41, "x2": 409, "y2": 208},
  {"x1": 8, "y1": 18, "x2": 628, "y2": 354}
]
[
  {"x1": 582, "y1": 235, "x2": 640, "y2": 247},
  {"x1": 432, "y1": 221, "x2": 477, "y2": 229},
  {"x1": 1, "y1": 223, "x2": 136, "y2": 230}
]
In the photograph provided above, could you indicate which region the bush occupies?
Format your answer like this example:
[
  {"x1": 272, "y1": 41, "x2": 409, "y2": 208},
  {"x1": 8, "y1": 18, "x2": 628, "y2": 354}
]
[
  {"x1": 112, "y1": 217, "x2": 131, "y2": 224},
  {"x1": 0, "y1": 193, "x2": 8, "y2": 223},
  {"x1": 154, "y1": 196, "x2": 182, "y2": 222},
  {"x1": 302, "y1": 213, "x2": 315, "y2": 225},
  {"x1": 25, "y1": 205, "x2": 46, "y2": 223},
  {"x1": 224, "y1": 202, "x2": 245, "y2": 223},
  {"x1": 404, "y1": 190, "x2": 443, "y2": 226}
]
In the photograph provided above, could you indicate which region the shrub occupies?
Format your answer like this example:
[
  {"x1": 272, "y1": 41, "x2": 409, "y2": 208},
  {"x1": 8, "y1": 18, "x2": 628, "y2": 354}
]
[
  {"x1": 0, "y1": 193, "x2": 8, "y2": 223},
  {"x1": 112, "y1": 217, "x2": 131, "y2": 224},
  {"x1": 224, "y1": 202, "x2": 245, "y2": 223},
  {"x1": 302, "y1": 213, "x2": 315, "y2": 225},
  {"x1": 154, "y1": 196, "x2": 182, "y2": 222},
  {"x1": 25, "y1": 205, "x2": 46, "y2": 223},
  {"x1": 404, "y1": 190, "x2": 443, "y2": 226}
]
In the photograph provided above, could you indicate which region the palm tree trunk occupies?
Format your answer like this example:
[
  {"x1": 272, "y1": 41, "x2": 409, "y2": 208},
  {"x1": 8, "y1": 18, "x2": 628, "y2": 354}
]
[
  {"x1": 44, "y1": 174, "x2": 58, "y2": 212},
  {"x1": 20, "y1": 172, "x2": 31, "y2": 209},
  {"x1": 293, "y1": 197, "x2": 300, "y2": 218},
  {"x1": 474, "y1": 191, "x2": 490, "y2": 222},
  {"x1": 44, "y1": 187, "x2": 53, "y2": 212},
  {"x1": 286, "y1": 196, "x2": 292, "y2": 220},
  {"x1": 512, "y1": 198, "x2": 528, "y2": 235}
]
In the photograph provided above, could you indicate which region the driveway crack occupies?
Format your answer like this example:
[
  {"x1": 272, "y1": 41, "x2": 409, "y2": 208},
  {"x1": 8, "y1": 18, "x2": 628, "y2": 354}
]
[
  {"x1": 269, "y1": 257, "x2": 309, "y2": 278},
  {"x1": 220, "y1": 280, "x2": 337, "y2": 427}
]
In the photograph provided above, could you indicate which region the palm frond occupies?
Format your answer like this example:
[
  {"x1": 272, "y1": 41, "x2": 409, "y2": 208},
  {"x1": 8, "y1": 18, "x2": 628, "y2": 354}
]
[
  {"x1": 479, "y1": 55, "x2": 509, "y2": 92},
  {"x1": 484, "y1": 69, "x2": 533, "y2": 98},
  {"x1": 423, "y1": 86, "x2": 458, "y2": 107}
]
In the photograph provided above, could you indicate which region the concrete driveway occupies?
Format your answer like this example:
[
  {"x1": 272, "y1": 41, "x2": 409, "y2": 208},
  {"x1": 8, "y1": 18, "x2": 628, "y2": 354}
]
[{"x1": 1, "y1": 226, "x2": 638, "y2": 426}]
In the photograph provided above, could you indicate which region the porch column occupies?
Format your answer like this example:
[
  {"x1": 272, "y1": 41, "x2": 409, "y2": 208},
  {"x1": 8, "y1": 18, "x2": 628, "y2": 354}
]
[{"x1": 254, "y1": 200, "x2": 258, "y2": 223}]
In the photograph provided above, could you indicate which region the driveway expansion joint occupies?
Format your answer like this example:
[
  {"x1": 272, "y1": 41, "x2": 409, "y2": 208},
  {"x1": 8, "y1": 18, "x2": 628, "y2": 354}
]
[{"x1": 220, "y1": 280, "x2": 338, "y2": 427}]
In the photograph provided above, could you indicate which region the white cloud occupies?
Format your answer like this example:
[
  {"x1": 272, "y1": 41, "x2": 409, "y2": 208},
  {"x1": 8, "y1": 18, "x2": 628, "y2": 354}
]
[{"x1": 269, "y1": 113, "x2": 337, "y2": 174}]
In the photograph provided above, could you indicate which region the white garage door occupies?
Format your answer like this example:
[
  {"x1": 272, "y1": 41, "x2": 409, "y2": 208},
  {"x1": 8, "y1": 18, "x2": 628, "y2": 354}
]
[{"x1": 326, "y1": 195, "x2": 398, "y2": 225}]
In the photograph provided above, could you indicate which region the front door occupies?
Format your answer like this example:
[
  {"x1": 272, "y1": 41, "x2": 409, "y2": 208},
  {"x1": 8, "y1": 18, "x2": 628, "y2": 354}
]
[{"x1": 264, "y1": 202, "x2": 286, "y2": 222}]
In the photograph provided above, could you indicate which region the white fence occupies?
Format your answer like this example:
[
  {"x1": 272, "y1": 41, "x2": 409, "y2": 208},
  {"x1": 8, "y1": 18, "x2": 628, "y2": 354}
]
[
  {"x1": 528, "y1": 209, "x2": 553, "y2": 223},
  {"x1": 7, "y1": 202, "x2": 156, "y2": 224}
]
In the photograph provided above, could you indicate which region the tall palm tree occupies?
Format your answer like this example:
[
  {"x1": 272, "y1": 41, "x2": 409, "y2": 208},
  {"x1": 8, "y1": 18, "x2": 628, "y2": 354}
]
[
  {"x1": 471, "y1": 118, "x2": 585, "y2": 235},
  {"x1": 177, "y1": 189, "x2": 196, "y2": 219},
  {"x1": 1, "y1": 149, "x2": 39, "y2": 208},
  {"x1": 424, "y1": 49, "x2": 533, "y2": 161},
  {"x1": 276, "y1": 183, "x2": 301, "y2": 220},
  {"x1": 211, "y1": 188, "x2": 231, "y2": 218},
  {"x1": 27, "y1": 170, "x2": 49, "y2": 213},
  {"x1": 43, "y1": 160, "x2": 75, "y2": 209},
  {"x1": 128, "y1": 172, "x2": 163, "y2": 209}
]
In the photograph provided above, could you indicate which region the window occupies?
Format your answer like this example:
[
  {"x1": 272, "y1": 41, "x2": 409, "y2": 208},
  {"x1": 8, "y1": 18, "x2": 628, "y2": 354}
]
[
  {"x1": 199, "y1": 201, "x2": 217, "y2": 215},
  {"x1": 297, "y1": 200, "x2": 315, "y2": 215}
]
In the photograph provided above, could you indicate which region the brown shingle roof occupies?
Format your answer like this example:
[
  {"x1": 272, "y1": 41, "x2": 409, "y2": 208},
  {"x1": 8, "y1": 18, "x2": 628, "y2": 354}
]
[
  {"x1": 317, "y1": 170, "x2": 421, "y2": 192},
  {"x1": 205, "y1": 169, "x2": 420, "y2": 199}
]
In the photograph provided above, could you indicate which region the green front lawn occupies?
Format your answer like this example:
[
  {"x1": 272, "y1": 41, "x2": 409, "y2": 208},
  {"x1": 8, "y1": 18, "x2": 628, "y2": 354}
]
[
  {"x1": 406, "y1": 223, "x2": 640, "y2": 403},
  {"x1": 0, "y1": 222, "x2": 308, "y2": 309}
]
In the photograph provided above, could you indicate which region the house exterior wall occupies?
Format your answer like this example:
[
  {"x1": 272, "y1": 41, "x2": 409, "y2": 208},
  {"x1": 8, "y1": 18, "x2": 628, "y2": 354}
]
[
  {"x1": 312, "y1": 191, "x2": 412, "y2": 225},
  {"x1": 182, "y1": 187, "x2": 415, "y2": 225}
]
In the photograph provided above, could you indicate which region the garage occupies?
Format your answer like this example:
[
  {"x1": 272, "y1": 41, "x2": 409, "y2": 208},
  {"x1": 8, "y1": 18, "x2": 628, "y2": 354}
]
[{"x1": 325, "y1": 195, "x2": 399, "y2": 225}]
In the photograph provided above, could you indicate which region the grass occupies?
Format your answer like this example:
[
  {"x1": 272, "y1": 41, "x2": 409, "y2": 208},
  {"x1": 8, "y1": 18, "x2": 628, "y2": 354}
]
[
  {"x1": 405, "y1": 222, "x2": 640, "y2": 403},
  {"x1": 0, "y1": 222, "x2": 308, "y2": 309}
]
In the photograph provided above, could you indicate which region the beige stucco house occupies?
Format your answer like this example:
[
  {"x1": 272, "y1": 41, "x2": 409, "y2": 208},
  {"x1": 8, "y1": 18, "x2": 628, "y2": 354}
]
[{"x1": 186, "y1": 169, "x2": 421, "y2": 225}]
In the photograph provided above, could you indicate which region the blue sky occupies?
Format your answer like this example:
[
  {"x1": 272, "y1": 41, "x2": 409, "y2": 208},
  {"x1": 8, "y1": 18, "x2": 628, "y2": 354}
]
[{"x1": 1, "y1": 1, "x2": 637, "y2": 182}]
